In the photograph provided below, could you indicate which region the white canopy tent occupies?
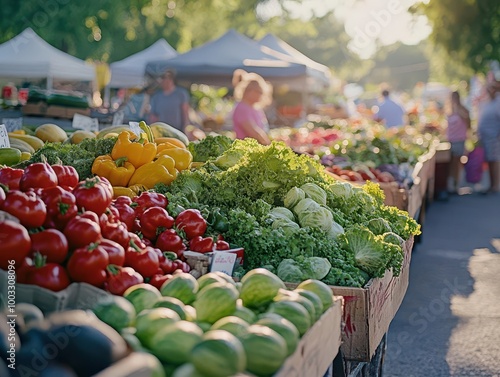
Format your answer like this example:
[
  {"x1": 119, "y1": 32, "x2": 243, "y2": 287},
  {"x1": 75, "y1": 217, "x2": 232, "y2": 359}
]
[
  {"x1": 145, "y1": 29, "x2": 309, "y2": 88},
  {"x1": 0, "y1": 28, "x2": 95, "y2": 90},
  {"x1": 109, "y1": 39, "x2": 177, "y2": 88},
  {"x1": 257, "y1": 33, "x2": 331, "y2": 91}
]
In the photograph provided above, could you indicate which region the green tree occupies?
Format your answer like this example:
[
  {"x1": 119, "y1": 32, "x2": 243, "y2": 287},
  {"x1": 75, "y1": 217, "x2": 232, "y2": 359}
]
[{"x1": 414, "y1": 0, "x2": 500, "y2": 71}]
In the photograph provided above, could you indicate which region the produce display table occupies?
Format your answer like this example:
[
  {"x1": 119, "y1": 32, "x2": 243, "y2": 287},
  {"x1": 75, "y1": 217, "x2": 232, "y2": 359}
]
[{"x1": 433, "y1": 142, "x2": 452, "y2": 200}]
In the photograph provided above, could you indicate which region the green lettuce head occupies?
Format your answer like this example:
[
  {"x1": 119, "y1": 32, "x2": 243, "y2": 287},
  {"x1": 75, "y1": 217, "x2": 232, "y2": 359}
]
[
  {"x1": 300, "y1": 182, "x2": 327, "y2": 205},
  {"x1": 284, "y1": 187, "x2": 306, "y2": 209}
]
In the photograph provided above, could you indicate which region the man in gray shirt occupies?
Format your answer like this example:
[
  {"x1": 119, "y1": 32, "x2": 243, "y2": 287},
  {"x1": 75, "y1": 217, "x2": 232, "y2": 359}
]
[{"x1": 149, "y1": 69, "x2": 189, "y2": 132}]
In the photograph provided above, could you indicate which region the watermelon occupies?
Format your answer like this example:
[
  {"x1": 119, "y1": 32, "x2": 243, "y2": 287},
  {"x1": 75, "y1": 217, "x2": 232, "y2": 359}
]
[
  {"x1": 273, "y1": 289, "x2": 316, "y2": 323},
  {"x1": 196, "y1": 322, "x2": 212, "y2": 332},
  {"x1": 212, "y1": 271, "x2": 236, "y2": 286},
  {"x1": 267, "y1": 300, "x2": 311, "y2": 336},
  {"x1": 93, "y1": 296, "x2": 136, "y2": 332},
  {"x1": 153, "y1": 297, "x2": 188, "y2": 320},
  {"x1": 124, "y1": 284, "x2": 162, "y2": 314},
  {"x1": 197, "y1": 273, "x2": 227, "y2": 291},
  {"x1": 256, "y1": 316, "x2": 300, "y2": 356},
  {"x1": 240, "y1": 324, "x2": 288, "y2": 376},
  {"x1": 211, "y1": 316, "x2": 249, "y2": 338},
  {"x1": 184, "y1": 305, "x2": 197, "y2": 322},
  {"x1": 232, "y1": 303, "x2": 257, "y2": 324},
  {"x1": 171, "y1": 363, "x2": 205, "y2": 377},
  {"x1": 191, "y1": 330, "x2": 246, "y2": 377},
  {"x1": 194, "y1": 283, "x2": 239, "y2": 324},
  {"x1": 296, "y1": 279, "x2": 333, "y2": 313},
  {"x1": 240, "y1": 269, "x2": 286, "y2": 311},
  {"x1": 294, "y1": 289, "x2": 324, "y2": 321},
  {"x1": 161, "y1": 273, "x2": 199, "y2": 305},
  {"x1": 149, "y1": 321, "x2": 204, "y2": 364},
  {"x1": 135, "y1": 308, "x2": 180, "y2": 347},
  {"x1": 120, "y1": 328, "x2": 146, "y2": 352}
]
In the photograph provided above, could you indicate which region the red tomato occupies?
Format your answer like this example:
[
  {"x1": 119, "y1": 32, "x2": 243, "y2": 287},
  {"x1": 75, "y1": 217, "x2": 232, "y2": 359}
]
[
  {"x1": 73, "y1": 176, "x2": 113, "y2": 215},
  {"x1": 51, "y1": 165, "x2": 79, "y2": 188},
  {"x1": 99, "y1": 238, "x2": 126, "y2": 266},
  {"x1": 156, "y1": 229, "x2": 186, "y2": 257},
  {"x1": 1, "y1": 190, "x2": 47, "y2": 228},
  {"x1": 175, "y1": 209, "x2": 207, "y2": 240},
  {"x1": 43, "y1": 189, "x2": 79, "y2": 230},
  {"x1": 19, "y1": 163, "x2": 58, "y2": 191},
  {"x1": 0, "y1": 167, "x2": 23, "y2": 190},
  {"x1": 30, "y1": 229, "x2": 68, "y2": 264},
  {"x1": 67, "y1": 243, "x2": 109, "y2": 287},
  {"x1": 105, "y1": 265, "x2": 143, "y2": 296},
  {"x1": 0, "y1": 220, "x2": 31, "y2": 270},
  {"x1": 125, "y1": 243, "x2": 160, "y2": 278},
  {"x1": 189, "y1": 236, "x2": 214, "y2": 253},
  {"x1": 140, "y1": 207, "x2": 175, "y2": 241},
  {"x1": 64, "y1": 216, "x2": 101, "y2": 250},
  {"x1": 26, "y1": 253, "x2": 70, "y2": 292}
]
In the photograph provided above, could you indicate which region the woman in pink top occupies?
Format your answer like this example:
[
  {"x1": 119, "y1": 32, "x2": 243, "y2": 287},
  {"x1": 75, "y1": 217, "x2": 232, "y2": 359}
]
[
  {"x1": 231, "y1": 70, "x2": 272, "y2": 145},
  {"x1": 446, "y1": 91, "x2": 470, "y2": 193}
]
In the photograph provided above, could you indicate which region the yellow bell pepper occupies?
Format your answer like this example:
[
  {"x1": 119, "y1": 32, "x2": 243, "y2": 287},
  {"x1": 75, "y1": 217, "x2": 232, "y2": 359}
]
[
  {"x1": 157, "y1": 147, "x2": 193, "y2": 171},
  {"x1": 112, "y1": 184, "x2": 147, "y2": 199},
  {"x1": 155, "y1": 137, "x2": 187, "y2": 149},
  {"x1": 111, "y1": 131, "x2": 157, "y2": 169},
  {"x1": 92, "y1": 155, "x2": 136, "y2": 187},
  {"x1": 128, "y1": 154, "x2": 178, "y2": 189}
]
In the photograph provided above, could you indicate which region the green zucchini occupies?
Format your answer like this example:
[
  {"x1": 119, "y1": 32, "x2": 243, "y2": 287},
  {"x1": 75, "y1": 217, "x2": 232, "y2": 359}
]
[{"x1": 0, "y1": 148, "x2": 22, "y2": 166}]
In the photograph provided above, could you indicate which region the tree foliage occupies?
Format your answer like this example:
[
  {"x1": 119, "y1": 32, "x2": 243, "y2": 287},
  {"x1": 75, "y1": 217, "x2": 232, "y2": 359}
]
[{"x1": 414, "y1": 0, "x2": 500, "y2": 72}]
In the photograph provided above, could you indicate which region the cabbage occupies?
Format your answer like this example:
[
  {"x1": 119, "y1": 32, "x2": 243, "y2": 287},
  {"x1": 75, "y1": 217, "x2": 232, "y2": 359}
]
[
  {"x1": 269, "y1": 207, "x2": 296, "y2": 222},
  {"x1": 328, "y1": 182, "x2": 354, "y2": 199},
  {"x1": 293, "y1": 198, "x2": 321, "y2": 222},
  {"x1": 326, "y1": 221, "x2": 345, "y2": 239},
  {"x1": 272, "y1": 217, "x2": 300, "y2": 237},
  {"x1": 365, "y1": 218, "x2": 392, "y2": 235},
  {"x1": 284, "y1": 187, "x2": 306, "y2": 209},
  {"x1": 300, "y1": 183, "x2": 327, "y2": 205},
  {"x1": 298, "y1": 207, "x2": 333, "y2": 232},
  {"x1": 277, "y1": 259, "x2": 304, "y2": 283},
  {"x1": 302, "y1": 257, "x2": 332, "y2": 280},
  {"x1": 382, "y1": 232, "x2": 404, "y2": 246}
]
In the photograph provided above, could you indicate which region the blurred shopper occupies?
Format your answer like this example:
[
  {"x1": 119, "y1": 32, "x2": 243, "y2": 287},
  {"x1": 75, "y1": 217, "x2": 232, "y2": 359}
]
[
  {"x1": 231, "y1": 69, "x2": 272, "y2": 145},
  {"x1": 122, "y1": 85, "x2": 156, "y2": 122},
  {"x1": 478, "y1": 81, "x2": 500, "y2": 194},
  {"x1": 373, "y1": 89, "x2": 406, "y2": 128},
  {"x1": 149, "y1": 69, "x2": 189, "y2": 132},
  {"x1": 446, "y1": 91, "x2": 471, "y2": 193}
]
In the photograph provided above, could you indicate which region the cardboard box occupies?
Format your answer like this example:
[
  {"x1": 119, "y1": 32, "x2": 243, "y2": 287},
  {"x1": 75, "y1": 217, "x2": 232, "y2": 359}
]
[
  {"x1": 331, "y1": 236, "x2": 414, "y2": 361},
  {"x1": 0, "y1": 269, "x2": 110, "y2": 315}
]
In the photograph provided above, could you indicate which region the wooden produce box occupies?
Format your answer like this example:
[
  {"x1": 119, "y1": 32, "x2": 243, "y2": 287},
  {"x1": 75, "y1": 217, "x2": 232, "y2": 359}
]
[
  {"x1": 0, "y1": 269, "x2": 110, "y2": 314},
  {"x1": 379, "y1": 181, "x2": 408, "y2": 210},
  {"x1": 22, "y1": 102, "x2": 48, "y2": 116},
  {"x1": 332, "y1": 236, "x2": 414, "y2": 361},
  {"x1": 45, "y1": 105, "x2": 91, "y2": 119},
  {"x1": 407, "y1": 148, "x2": 436, "y2": 219}
]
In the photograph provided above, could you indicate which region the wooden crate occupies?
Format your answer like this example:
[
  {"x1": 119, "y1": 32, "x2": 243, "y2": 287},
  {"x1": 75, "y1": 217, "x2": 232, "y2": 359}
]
[
  {"x1": 45, "y1": 105, "x2": 91, "y2": 119},
  {"x1": 22, "y1": 102, "x2": 47, "y2": 116},
  {"x1": 379, "y1": 181, "x2": 408, "y2": 210}
]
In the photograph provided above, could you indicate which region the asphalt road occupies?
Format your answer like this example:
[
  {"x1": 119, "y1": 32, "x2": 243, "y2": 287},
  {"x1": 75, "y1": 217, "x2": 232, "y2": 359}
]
[{"x1": 383, "y1": 192, "x2": 500, "y2": 377}]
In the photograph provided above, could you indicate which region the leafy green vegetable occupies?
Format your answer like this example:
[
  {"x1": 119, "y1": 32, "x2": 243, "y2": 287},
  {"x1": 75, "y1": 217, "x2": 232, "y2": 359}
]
[
  {"x1": 271, "y1": 217, "x2": 300, "y2": 237},
  {"x1": 365, "y1": 218, "x2": 392, "y2": 235},
  {"x1": 277, "y1": 259, "x2": 304, "y2": 283},
  {"x1": 284, "y1": 187, "x2": 305, "y2": 209},
  {"x1": 187, "y1": 135, "x2": 234, "y2": 162},
  {"x1": 268, "y1": 207, "x2": 295, "y2": 222},
  {"x1": 26, "y1": 137, "x2": 117, "y2": 180},
  {"x1": 300, "y1": 183, "x2": 327, "y2": 205}
]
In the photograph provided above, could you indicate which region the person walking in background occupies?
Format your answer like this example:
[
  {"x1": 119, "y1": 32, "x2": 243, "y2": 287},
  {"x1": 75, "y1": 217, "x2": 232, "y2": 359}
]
[
  {"x1": 122, "y1": 85, "x2": 156, "y2": 122},
  {"x1": 446, "y1": 91, "x2": 471, "y2": 194},
  {"x1": 373, "y1": 89, "x2": 406, "y2": 128},
  {"x1": 477, "y1": 81, "x2": 500, "y2": 194},
  {"x1": 231, "y1": 69, "x2": 272, "y2": 145},
  {"x1": 149, "y1": 69, "x2": 190, "y2": 132}
]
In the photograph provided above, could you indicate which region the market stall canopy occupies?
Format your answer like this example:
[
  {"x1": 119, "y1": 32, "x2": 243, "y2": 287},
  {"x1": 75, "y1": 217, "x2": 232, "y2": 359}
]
[
  {"x1": 257, "y1": 33, "x2": 331, "y2": 88},
  {"x1": 109, "y1": 39, "x2": 177, "y2": 88},
  {"x1": 0, "y1": 28, "x2": 95, "y2": 88},
  {"x1": 145, "y1": 29, "x2": 309, "y2": 88}
]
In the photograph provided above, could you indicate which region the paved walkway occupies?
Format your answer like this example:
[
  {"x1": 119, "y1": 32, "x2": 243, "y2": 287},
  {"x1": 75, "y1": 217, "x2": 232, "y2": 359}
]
[{"x1": 383, "y1": 191, "x2": 500, "y2": 377}]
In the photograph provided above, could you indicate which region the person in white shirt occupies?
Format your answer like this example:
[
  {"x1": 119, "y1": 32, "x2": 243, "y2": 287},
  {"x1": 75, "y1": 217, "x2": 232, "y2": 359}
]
[{"x1": 374, "y1": 90, "x2": 406, "y2": 128}]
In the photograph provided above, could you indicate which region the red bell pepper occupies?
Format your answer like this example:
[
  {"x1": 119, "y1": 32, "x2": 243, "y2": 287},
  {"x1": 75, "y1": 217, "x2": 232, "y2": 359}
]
[
  {"x1": 215, "y1": 240, "x2": 231, "y2": 251},
  {"x1": 133, "y1": 192, "x2": 168, "y2": 217},
  {"x1": 105, "y1": 265, "x2": 143, "y2": 295},
  {"x1": 0, "y1": 167, "x2": 23, "y2": 190},
  {"x1": 156, "y1": 229, "x2": 186, "y2": 257},
  {"x1": 29, "y1": 228, "x2": 68, "y2": 264},
  {"x1": 101, "y1": 220, "x2": 130, "y2": 250},
  {"x1": 1, "y1": 190, "x2": 47, "y2": 228},
  {"x1": 148, "y1": 274, "x2": 172, "y2": 290},
  {"x1": 140, "y1": 206, "x2": 175, "y2": 241},
  {"x1": 99, "y1": 238, "x2": 125, "y2": 266},
  {"x1": 73, "y1": 176, "x2": 113, "y2": 216},
  {"x1": 125, "y1": 241, "x2": 160, "y2": 278},
  {"x1": 51, "y1": 164, "x2": 79, "y2": 189},
  {"x1": 67, "y1": 242, "x2": 110, "y2": 287},
  {"x1": 64, "y1": 215, "x2": 102, "y2": 250},
  {"x1": 189, "y1": 236, "x2": 214, "y2": 253},
  {"x1": 40, "y1": 186, "x2": 78, "y2": 230},
  {"x1": 19, "y1": 162, "x2": 58, "y2": 191},
  {"x1": 25, "y1": 252, "x2": 70, "y2": 292},
  {"x1": 0, "y1": 220, "x2": 31, "y2": 270},
  {"x1": 175, "y1": 209, "x2": 207, "y2": 240}
]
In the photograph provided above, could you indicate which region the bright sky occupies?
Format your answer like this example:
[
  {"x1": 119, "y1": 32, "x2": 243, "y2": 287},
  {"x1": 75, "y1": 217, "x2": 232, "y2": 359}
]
[{"x1": 259, "y1": 0, "x2": 432, "y2": 59}]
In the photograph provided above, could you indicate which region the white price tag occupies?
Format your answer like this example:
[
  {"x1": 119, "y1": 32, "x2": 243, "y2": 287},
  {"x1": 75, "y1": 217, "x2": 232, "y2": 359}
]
[
  {"x1": 210, "y1": 251, "x2": 237, "y2": 276},
  {"x1": 1, "y1": 118, "x2": 23, "y2": 132},
  {"x1": 128, "y1": 121, "x2": 143, "y2": 137},
  {"x1": 72, "y1": 113, "x2": 99, "y2": 132},
  {"x1": 0, "y1": 125, "x2": 10, "y2": 148}
]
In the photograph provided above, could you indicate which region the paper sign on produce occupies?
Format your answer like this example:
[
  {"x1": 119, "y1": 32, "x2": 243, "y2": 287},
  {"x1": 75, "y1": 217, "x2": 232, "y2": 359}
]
[{"x1": 0, "y1": 125, "x2": 10, "y2": 148}]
